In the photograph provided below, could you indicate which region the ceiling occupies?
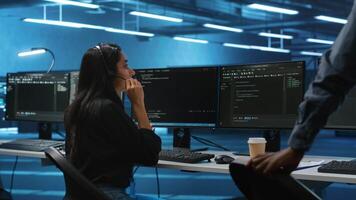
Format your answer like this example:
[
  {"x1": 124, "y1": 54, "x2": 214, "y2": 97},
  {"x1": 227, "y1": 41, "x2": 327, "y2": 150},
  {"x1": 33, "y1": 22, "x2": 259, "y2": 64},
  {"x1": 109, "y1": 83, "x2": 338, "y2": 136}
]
[{"x1": 0, "y1": 0, "x2": 354, "y2": 57}]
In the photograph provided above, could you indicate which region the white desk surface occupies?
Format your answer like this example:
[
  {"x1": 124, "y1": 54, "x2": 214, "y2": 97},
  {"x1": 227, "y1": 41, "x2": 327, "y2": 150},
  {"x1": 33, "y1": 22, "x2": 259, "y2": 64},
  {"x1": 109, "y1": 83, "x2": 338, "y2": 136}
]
[
  {"x1": 159, "y1": 151, "x2": 356, "y2": 184},
  {"x1": 0, "y1": 142, "x2": 355, "y2": 184}
]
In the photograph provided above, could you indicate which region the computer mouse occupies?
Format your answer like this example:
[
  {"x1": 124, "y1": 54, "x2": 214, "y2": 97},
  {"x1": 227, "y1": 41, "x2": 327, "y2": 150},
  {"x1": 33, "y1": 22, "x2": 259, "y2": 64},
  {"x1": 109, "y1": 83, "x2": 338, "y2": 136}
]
[{"x1": 214, "y1": 155, "x2": 235, "y2": 164}]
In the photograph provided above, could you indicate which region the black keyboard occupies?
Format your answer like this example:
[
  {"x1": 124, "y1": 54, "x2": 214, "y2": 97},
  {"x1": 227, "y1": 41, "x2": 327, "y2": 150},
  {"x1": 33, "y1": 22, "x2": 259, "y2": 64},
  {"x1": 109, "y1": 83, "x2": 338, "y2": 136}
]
[
  {"x1": 159, "y1": 149, "x2": 214, "y2": 163},
  {"x1": 0, "y1": 139, "x2": 65, "y2": 152},
  {"x1": 318, "y1": 160, "x2": 356, "y2": 175}
]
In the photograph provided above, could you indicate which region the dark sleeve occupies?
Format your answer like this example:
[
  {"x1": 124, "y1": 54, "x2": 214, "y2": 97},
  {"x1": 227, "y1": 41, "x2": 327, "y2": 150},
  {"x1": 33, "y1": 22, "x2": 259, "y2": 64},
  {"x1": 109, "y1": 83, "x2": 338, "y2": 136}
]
[
  {"x1": 99, "y1": 100, "x2": 161, "y2": 166},
  {"x1": 288, "y1": 2, "x2": 356, "y2": 151}
]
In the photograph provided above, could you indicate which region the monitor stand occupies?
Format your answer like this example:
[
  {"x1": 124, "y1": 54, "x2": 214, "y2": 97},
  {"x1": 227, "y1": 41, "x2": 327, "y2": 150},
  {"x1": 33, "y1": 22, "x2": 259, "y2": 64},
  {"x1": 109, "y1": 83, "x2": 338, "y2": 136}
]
[
  {"x1": 263, "y1": 129, "x2": 281, "y2": 152},
  {"x1": 173, "y1": 128, "x2": 191, "y2": 151},
  {"x1": 38, "y1": 122, "x2": 52, "y2": 139}
]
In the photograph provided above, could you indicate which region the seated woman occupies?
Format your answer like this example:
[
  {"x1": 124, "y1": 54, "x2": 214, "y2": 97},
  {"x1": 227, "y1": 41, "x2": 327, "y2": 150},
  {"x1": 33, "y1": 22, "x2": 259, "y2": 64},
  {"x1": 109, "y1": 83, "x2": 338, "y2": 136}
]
[{"x1": 64, "y1": 43, "x2": 161, "y2": 200}]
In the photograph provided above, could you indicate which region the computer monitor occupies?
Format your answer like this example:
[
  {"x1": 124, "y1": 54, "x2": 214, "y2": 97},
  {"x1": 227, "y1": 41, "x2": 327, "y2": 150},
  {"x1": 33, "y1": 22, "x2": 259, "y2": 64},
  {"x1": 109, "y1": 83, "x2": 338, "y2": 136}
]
[
  {"x1": 0, "y1": 77, "x2": 6, "y2": 110},
  {"x1": 325, "y1": 86, "x2": 356, "y2": 129},
  {"x1": 6, "y1": 72, "x2": 70, "y2": 122},
  {"x1": 69, "y1": 71, "x2": 79, "y2": 104},
  {"x1": 135, "y1": 67, "x2": 218, "y2": 127},
  {"x1": 218, "y1": 61, "x2": 305, "y2": 129},
  {"x1": 0, "y1": 77, "x2": 8, "y2": 127}
]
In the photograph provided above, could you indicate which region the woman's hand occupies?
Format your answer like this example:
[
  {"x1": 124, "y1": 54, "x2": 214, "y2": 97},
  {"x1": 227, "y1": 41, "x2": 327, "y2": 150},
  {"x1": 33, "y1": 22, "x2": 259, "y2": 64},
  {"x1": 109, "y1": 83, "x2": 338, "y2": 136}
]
[
  {"x1": 124, "y1": 79, "x2": 151, "y2": 129},
  {"x1": 125, "y1": 78, "x2": 144, "y2": 106}
]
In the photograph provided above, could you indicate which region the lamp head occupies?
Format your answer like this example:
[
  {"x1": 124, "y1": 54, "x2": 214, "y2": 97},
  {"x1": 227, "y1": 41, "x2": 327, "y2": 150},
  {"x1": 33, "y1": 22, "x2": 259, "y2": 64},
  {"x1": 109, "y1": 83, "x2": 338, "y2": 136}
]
[
  {"x1": 17, "y1": 48, "x2": 47, "y2": 57},
  {"x1": 17, "y1": 47, "x2": 55, "y2": 73}
]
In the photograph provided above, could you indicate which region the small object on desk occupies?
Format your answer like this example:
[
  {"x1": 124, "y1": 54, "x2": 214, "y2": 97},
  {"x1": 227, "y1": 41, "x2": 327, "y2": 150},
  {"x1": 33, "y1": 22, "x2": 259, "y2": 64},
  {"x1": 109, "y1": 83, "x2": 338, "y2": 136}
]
[
  {"x1": 295, "y1": 160, "x2": 325, "y2": 170},
  {"x1": 318, "y1": 160, "x2": 356, "y2": 175},
  {"x1": 214, "y1": 155, "x2": 235, "y2": 164},
  {"x1": 159, "y1": 149, "x2": 214, "y2": 163}
]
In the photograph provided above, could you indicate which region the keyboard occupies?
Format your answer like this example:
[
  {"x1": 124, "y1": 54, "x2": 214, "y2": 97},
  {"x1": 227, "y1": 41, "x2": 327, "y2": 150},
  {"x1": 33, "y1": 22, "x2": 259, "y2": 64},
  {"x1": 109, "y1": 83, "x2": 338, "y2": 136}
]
[
  {"x1": 0, "y1": 139, "x2": 65, "y2": 152},
  {"x1": 159, "y1": 149, "x2": 214, "y2": 163},
  {"x1": 318, "y1": 160, "x2": 356, "y2": 175}
]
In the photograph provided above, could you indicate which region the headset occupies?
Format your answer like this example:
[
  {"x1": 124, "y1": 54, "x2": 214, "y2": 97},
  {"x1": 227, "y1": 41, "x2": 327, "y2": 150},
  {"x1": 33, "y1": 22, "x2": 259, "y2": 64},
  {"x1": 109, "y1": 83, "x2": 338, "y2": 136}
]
[{"x1": 94, "y1": 44, "x2": 126, "y2": 81}]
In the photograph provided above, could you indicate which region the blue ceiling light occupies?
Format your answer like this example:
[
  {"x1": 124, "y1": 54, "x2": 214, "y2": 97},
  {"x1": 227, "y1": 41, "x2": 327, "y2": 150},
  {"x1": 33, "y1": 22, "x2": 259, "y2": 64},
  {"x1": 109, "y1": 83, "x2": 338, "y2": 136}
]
[
  {"x1": 223, "y1": 43, "x2": 251, "y2": 49},
  {"x1": 23, "y1": 18, "x2": 105, "y2": 29},
  {"x1": 45, "y1": 0, "x2": 99, "y2": 9},
  {"x1": 306, "y1": 38, "x2": 334, "y2": 45},
  {"x1": 173, "y1": 37, "x2": 209, "y2": 44},
  {"x1": 258, "y1": 32, "x2": 293, "y2": 39},
  {"x1": 248, "y1": 3, "x2": 299, "y2": 15},
  {"x1": 250, "y1": 46, "x2": 291, "y2": 53},
  {"x1": 315, "y1": 15, "x2": 347, "y2": 24},
  {"x1": 203, "y1": 23, "x2": 243, "y2": 33},
  {"x1": 129, "y1": 11, "x2": 183, "y2": 23},
  {"x1": 23, "y1": 18, "x2": 154, "y2": 37},
  {"x1": 105, "y1": 28, "x2": 154, "y2": 37},
  {"x1": 300, "y1": 51, "x2": 323, "y2": 57}
]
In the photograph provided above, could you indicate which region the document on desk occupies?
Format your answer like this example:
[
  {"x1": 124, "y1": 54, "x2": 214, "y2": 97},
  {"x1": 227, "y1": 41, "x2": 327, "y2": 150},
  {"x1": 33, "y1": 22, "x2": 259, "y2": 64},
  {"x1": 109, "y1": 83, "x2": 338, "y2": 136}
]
[
  {"x1": 232, "y1": 157, "x2": 325, "y2": 170},
  {"x1": 232, "y1": 156, "x2": 249, "y2": 165},
  {"x1": 296, "y1": 160, "x2": 325, "y2": 170}
]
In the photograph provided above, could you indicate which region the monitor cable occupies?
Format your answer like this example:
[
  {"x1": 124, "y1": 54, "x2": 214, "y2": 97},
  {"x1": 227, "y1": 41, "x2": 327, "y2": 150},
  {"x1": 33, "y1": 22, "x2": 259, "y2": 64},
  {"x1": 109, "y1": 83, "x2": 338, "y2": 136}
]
[
  {"x1": 133, "y1": 166, "x2": 140, "y2": 174},
  {"x1": 191, "y1": 135, "x2": 231, "y2": 152},
  {"x1": 130, "y1": 166, "x2": 140, "y2": 197},
  {"x1": 54, "y1": 131, "x2": 65, "y2": 139},
  {"x1": 155, "y1": 166, "x2": 161, "y2": 199},
  {"x1": 10, "y1": 156, "x2": 18, "y2": 193},
  {"x1": 174, "y1": 128, "x2": 231, "y2": 151},
  {"x1": 53, "y1": 124, "x2": 65, "y2": 139}
]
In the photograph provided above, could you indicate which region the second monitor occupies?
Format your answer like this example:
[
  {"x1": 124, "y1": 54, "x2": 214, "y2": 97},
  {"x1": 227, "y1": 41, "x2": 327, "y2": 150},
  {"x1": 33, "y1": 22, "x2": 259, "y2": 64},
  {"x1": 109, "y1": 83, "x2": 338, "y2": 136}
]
[
  {"x1": 135, "y1": 67, "x2": 218, "y2": 127},
  {"x1": 6, "y1": 72, "x2": 71, "y2": 122},
  {"x1": 219, "y1": 61, "x2": 305, "y2": 129}
]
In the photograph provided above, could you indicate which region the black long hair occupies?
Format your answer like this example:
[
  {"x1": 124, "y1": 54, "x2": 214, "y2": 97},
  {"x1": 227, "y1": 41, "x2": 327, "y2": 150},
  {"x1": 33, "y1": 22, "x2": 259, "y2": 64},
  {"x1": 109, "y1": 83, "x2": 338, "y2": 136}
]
[{"x1": 65, "y1": 43, "x2": 122, "y2": 158}]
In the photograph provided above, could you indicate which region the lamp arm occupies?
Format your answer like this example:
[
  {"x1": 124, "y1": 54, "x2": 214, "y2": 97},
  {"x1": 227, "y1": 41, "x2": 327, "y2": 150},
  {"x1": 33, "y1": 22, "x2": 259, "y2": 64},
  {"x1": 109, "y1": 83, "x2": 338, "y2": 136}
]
[{"x1": 45, "y1": 48, "x2": 55, "y2": 73}]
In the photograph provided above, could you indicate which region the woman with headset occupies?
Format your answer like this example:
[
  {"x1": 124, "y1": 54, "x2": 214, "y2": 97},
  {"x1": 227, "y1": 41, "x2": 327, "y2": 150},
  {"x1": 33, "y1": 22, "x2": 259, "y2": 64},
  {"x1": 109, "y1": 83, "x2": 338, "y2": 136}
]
[{"x1": 64, "y1": 43, "x2": 161, "y2": 200}]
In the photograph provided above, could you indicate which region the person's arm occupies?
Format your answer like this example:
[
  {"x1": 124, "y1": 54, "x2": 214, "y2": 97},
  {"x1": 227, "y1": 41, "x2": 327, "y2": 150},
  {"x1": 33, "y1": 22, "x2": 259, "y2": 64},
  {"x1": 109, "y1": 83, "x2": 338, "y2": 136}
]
[
  {"x1": 248, "y1": 1, "x2": 356, "y2": 174},
  {"x1": 289, "y1": 1, "x2": 356, "y2": 151},
  {"x1": 131, "y1": 103, "x2": 151, "y2": 130},
  {"x1": 100, "y1": 100, "x2": 161, "y2": 166}
]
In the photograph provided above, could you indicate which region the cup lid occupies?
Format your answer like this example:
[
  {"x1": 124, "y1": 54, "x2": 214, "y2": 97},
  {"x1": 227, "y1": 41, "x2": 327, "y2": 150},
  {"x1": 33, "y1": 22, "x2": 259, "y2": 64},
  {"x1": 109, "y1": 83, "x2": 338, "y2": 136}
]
[{"x1": 248, "y1": 137, "x2": 267, "y2": 143}]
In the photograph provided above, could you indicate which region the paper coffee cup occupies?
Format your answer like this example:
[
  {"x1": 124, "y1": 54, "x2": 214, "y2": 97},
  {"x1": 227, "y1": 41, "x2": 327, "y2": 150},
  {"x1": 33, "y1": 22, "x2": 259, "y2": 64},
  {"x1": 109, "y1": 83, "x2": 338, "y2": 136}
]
[{"x1": 248, "y1": 137, "x2": 267, "y2": 158}]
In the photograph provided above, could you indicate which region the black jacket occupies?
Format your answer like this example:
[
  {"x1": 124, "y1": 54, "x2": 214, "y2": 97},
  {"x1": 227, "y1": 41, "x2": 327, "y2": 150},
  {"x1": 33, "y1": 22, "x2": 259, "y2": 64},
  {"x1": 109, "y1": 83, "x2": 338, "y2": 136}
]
[{"x1": 64, "y1": 96, "x2": 161, "y2": 197}]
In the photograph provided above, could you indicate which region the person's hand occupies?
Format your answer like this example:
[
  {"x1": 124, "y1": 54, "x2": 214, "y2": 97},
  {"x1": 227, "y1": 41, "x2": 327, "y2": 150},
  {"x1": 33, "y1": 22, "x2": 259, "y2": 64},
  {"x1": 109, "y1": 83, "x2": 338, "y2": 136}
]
[
  {"x1": 125, "y1": 79, "x2": 144, "y2": 106},
  {"x1": 125, "y1": 79, "x2": 152, "y2": 129},
  {"x1": 247, "y1": 147, "x2": 304, "y2": 174}
]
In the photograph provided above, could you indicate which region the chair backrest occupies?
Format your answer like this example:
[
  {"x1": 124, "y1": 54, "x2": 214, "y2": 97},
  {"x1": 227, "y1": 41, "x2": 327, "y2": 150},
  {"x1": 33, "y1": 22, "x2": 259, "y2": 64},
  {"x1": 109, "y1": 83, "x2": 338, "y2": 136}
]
[
  {"x1": 229, "y1": 162, "x2": 321, "y2": 200},
  {"x1": 44, "y1": 147, "x2": 111, "y2": 200}
]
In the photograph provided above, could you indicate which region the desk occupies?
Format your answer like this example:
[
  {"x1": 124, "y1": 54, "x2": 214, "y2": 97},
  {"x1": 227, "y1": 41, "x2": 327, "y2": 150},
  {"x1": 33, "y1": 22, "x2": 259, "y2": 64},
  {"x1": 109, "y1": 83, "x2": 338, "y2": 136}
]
[{"x1": 0, "y1": 147, "x2": 355, "y2": 185}]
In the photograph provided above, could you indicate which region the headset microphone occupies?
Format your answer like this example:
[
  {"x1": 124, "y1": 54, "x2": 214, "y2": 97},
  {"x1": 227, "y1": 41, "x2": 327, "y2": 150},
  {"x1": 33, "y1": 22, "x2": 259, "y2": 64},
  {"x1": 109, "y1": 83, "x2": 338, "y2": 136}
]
[{"x1": 116, "y1": 75, "x2": 126, "y2": 81}]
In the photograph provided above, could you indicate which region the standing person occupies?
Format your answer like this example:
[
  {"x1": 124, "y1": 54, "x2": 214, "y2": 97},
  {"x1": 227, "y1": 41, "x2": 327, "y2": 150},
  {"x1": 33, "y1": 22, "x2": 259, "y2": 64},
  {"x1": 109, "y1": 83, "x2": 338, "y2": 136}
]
[
  {"x1": 64, "y1": 43, "x2": 161, "y2": 200},
  {"x1": 248, "y1": 0, "x2": 356, "y2": 174}
]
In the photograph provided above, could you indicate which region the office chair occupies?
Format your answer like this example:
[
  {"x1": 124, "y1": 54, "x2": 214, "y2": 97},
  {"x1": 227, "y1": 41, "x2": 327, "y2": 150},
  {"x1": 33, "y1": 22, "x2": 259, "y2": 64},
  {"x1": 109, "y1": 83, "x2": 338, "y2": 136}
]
[
  {"x1": 229, "y1": 162, "x2": 321, "y2": 200},
  {"x1": 44, "y1": 147, "x2": 111, "y2": 200}
]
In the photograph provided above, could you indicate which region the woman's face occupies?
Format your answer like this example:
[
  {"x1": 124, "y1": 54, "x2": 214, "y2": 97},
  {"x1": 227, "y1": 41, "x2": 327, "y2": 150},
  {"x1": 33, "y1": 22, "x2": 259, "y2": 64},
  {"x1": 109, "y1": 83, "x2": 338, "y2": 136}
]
[{"x1": 115, "y1": 52, "x2": 135, "y2": 91}]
